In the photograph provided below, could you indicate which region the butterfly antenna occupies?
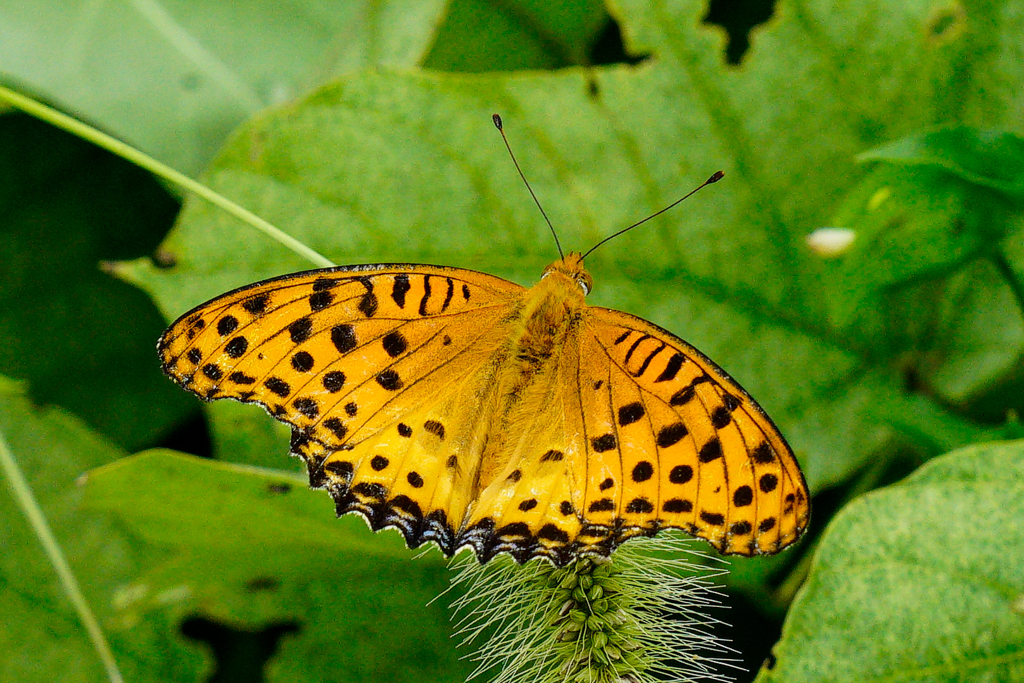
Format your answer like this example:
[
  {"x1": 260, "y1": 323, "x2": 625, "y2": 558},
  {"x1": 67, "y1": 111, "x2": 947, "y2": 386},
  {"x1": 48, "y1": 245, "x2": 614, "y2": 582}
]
[
  {"x1": 580, "y1": 171, "x2": 724, "y2": 260},
  {"x1": 493, "y1": 114, "x2": 564, "y2": 260}
]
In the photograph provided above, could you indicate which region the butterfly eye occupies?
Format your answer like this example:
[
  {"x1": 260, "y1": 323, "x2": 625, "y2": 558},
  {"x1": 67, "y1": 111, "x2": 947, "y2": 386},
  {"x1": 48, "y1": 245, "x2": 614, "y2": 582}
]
[{"x1": 576, "y1": 277, "x2": 590, "y2": 294}]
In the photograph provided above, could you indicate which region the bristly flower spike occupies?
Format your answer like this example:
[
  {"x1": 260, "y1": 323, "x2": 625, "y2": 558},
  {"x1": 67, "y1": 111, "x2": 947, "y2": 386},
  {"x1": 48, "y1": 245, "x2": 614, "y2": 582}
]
[{"x1": 448, "y1": 533, "x2": 739, "y2": 683}]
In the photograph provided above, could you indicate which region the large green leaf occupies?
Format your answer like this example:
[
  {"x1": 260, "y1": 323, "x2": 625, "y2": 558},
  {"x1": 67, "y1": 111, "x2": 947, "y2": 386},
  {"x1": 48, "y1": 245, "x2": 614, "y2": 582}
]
[
  {"x1": 0, "y1": 378, "x2": 203, "y2": 683},
  {"x1": 81, "y1": 450, "x2": 468, "y2": 683},
  {"x1": 0, "y1": 0, "x2": 448, "y2": 174},
  {"x1": 0, "y1": 375, "x2": 468, "y2": 682},
  {"x1": 757, "y1": 439, "x2": 1024, "y2": 682},
  {"x1": 118, "y1": 1, "x2": 1013, "y2": 501}
]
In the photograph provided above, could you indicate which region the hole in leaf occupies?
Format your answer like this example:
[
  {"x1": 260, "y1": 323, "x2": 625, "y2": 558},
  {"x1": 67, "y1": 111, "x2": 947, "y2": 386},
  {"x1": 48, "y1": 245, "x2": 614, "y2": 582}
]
[
  {"x1": 704, "y1": 0, "x2": 777, "y2": 64},
  {"x1": 589, "y1": 17, "x2": 648, "y2": 66},
  {"x1": 182, "y1": 616, "x2": 300, "y2": 683}
]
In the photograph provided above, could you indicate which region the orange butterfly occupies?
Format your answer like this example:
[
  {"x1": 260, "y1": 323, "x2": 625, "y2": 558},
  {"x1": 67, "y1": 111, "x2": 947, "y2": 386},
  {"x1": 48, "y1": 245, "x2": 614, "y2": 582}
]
[
  {"x1": 159, "y1": 248, "x2": 808, "y2": 565},
  {"x1": 160, "y1": 117, "x2": 808, "y2": 566}
]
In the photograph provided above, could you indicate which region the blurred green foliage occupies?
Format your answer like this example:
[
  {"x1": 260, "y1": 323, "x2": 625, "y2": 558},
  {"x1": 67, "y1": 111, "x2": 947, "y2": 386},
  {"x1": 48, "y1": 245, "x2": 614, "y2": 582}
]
[{"x1": 1, "y1": 1, "x2": 1023, "y2": 682}]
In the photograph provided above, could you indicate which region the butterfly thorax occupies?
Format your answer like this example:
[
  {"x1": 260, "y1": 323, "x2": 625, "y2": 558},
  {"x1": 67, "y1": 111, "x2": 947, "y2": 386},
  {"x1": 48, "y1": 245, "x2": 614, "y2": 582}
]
[
  {"x1": 469, "y1": 256, "x2": 591, "y2": 491},
  {"x1": 513, "y1": 255, "x2": 589, "y2": 365}
]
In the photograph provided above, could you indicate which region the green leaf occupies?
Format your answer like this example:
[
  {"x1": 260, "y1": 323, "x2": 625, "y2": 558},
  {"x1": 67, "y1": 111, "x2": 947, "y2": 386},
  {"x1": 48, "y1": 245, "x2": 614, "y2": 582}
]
[
  {"x1": 0, "y1": 0, "x2": 448, "y2": 175},
  {"x1": 757, "y1": 439, "x2": 1024, "y2": 683},
  {"x1": 858, "y1": 125, "x2": 1024, "y2": 200},
  {"x1": 81, "y1": 450, "x2": 469, "y2": 683},
  {"x1": 817, "y1": 163, "x2": 1018, "y2": 327},
  {"x1": 423, "y1": 0, "x2": 609, "y2": 72},
  {"x1": 0, "y1": 114, "x2": 196, "y2": 450},
  {"x1": 119, "y1": 1, "x2": 1007, "y2": 506},
  {"x1": 0, "y1": 377, "x2": 204, "y2": 683}
]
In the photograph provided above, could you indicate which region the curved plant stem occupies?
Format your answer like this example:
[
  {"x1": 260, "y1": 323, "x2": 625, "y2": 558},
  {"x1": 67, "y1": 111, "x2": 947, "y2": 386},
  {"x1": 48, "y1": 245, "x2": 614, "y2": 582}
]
[
  {"x1": 0, "y1": 84, "x2": 334, "y2": 269},
  {"x1": 0, "y1": 425, "x2": 123, "y2": 683}
]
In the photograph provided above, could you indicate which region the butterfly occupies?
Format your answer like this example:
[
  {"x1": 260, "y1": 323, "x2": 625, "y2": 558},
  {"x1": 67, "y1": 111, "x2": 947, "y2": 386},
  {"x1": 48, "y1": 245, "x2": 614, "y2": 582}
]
[{"x1": 158, "y1": 250, "x2": 810, "y2": 566}]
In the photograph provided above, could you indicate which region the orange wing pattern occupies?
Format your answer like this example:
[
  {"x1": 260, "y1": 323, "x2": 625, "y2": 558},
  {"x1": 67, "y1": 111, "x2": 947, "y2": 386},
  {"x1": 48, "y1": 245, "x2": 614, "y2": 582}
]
[
  {"x1": 159, "y1": 264, "x2": 527, "y2": 554},
  {"x1": 160, "y1": 259, "x2": 808, "y2": 565},
  {"x1": 569, "y1": 307, "x2": 808, "y2": 555}
]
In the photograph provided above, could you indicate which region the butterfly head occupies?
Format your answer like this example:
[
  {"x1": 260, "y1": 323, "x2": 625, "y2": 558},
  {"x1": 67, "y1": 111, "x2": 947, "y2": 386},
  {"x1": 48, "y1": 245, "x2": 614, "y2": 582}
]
[{"x1": 543, "y1": 252, "x2": 593, "y2": 296}]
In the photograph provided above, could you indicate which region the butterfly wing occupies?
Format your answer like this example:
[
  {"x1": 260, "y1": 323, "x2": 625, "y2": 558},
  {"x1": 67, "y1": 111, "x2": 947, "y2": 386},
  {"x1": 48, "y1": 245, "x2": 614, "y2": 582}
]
[
  {"x1": 158, "y1": 264, "x2": 526, "y2": 553},
  {"x1": 446, "y1": 302, "x2": 808, "y2": 563},
  {"x1": 567, "y1": 306, "x2": 809, "y2": 556}
]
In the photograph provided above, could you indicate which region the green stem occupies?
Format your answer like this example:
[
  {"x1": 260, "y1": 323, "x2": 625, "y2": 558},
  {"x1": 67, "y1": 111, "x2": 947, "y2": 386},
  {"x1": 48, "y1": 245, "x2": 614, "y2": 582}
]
[
  {"x1": 0, "y1": 84, "x2": 334, "y2": 269},
  {"x1": 0, "y1": 425, "x2": 123, "y2": 683}
]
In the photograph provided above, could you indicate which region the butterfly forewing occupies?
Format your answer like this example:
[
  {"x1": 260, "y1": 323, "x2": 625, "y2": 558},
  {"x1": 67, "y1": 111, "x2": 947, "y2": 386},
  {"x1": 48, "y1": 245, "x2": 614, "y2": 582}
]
[
  {"x1": 159, "y1": 264, "x2": 522, "y2": 453},
  {"x1": 574, "y1": 307, "x2": 809, "y2": 555}
]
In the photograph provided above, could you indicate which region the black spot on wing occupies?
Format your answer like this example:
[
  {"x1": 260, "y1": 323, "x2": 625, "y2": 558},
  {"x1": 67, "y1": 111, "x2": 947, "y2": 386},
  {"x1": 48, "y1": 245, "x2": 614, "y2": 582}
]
[
  {"x1": 699, "y1": 438, "x2": 723, "y2": 463},
  {"x1": 656, "y1": 423, "x2": 688, "y2": 448},
  {"x1": 663, "y1": 498, "x2": 692, "y2": 513},
  {"x1": 392, "y1": 274, "x2": 410, "y2": 308},
  {"x1": 331, "y1": 324, "x2": 356, "y2": 353},
  {"x1": 309, "y1": 290, "x2": 334, "y2": 311},
  {"x1": 626, "y1": 498, "x2": 654, "y2": 514},
  {"x1": 419, "y1": 275, "x2": 432, "y2": 316},
  {"x1": 289, "y1": 317, "x2": 313, "y2": 343},
  {"x1": 424, "y1": 420, "x2": 445, "y2": 439},
  {"x1": 669, "y1": 465, "x2": 693, "y2": 484},
  {"x1": 291, "y1": 351, "x2": 314, "y2": 372},
  {"x1": 541, "y1": 449, "x2": 563, "y2": 462},
  {"x1": 293, "y1": 397, "x2": 319, "y2": 418},
  {"x1": 377, "y1": 369, "x2": 402, "y2": 391},
  {"x1": 631, "y1": 462, "x2": 653, "y2": 482},
  {"x1": 217, "y1": 316, "x2": 238, "y2": 336},
  {"x1": 655, "y1": 353, "x2": 684, "y2": 382},
  {"x1": 224, "y1": 337, "x2": 248, "y2": 358},
  {"x1": 242, "y1": 294, "x2": 269, "y2": 314},
  {"x1": 357, "y1": 277, "x2": 378, "y2": 317},
  {"x1": 382, "y1": 331, "x2": 407, "y2": 357},
  {"x1": 753, "y1": 442, "x2": 775, "y2": 463},
  {"x1": 618, "y1": 402, "x2": 645, "y2": 426},
  {"x1": 441, "y1": 278, "x2": 454, "y2": 312},
  {"x1": 322, "y1": 371, "x2": 345, "y2": 393},
  {"x1": 733, "y1": 486, "x2": 753, "y2": 507},
  {"x1": 711, "y1": 405, "x2": 732, "y2": 428},
  {"x1": 265, "y1": 377, "x2": 290, "y2": 397}
]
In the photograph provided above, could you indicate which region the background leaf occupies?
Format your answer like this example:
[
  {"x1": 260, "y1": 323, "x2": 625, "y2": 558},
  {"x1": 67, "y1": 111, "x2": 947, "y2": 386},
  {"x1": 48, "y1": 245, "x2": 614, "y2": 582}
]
[
  {"x1": 0, "y1": 0, "x2": 449, "y2": 174},
  {"x1": 0, "y1": 378, "x2": 205, "y2": 683},
  {"x1": 757, "y1": 439, "x2": 1024, "y2": 683},
  {"x1": 82, "y1": 450, "x2": 467, "y2": 683}
]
